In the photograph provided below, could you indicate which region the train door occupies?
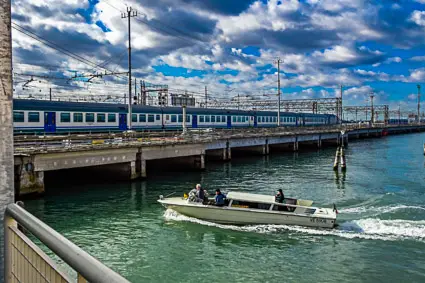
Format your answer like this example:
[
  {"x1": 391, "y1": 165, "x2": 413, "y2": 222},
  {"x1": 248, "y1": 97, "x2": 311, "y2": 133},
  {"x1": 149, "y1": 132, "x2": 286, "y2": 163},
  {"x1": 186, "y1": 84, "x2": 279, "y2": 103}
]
[
  {"x1": 192, "y1": 114, "x2": 198, "y2": 128},
  {"x1": 227, "y1": 115, "x2": 232, "y2": 128},
  {"x1": 119, "y1": 114, "x2": 127, "y2": 130},
  {"x1": 253, "y1": 115, "x2": 258, "y2": 127},
  {"x1": 44, "y1": 112, "x2": 56, "y2": 133}
]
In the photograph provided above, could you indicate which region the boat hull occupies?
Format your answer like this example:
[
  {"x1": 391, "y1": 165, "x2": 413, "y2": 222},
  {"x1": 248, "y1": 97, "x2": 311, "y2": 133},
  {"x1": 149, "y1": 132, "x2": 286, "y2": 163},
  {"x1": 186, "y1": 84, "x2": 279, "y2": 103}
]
[{"x1": 162, "y1": 202, "x2": 336, "y2": 229}]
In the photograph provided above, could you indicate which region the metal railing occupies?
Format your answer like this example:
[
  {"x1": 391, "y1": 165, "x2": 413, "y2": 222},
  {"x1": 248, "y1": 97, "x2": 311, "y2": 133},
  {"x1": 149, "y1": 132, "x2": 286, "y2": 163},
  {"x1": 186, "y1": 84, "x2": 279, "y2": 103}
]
[{"x1": 4, "y1": 203, "x2": 130, "y2": 283}]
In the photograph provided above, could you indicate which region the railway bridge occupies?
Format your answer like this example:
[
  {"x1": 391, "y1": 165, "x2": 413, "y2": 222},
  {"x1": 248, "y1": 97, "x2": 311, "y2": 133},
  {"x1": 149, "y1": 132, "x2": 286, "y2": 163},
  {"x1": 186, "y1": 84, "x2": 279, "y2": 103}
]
[{"x1": 13, "y1": 124, "x2": 425, "y2": 197}]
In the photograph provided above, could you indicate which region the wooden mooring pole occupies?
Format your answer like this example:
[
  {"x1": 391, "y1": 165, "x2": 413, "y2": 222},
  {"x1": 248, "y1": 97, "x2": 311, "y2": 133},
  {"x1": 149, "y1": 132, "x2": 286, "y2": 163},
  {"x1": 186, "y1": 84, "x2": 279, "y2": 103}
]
[
  {"x1": 333, "y1": 147, "x2": 340, "y2": 170},
  {"x1": 340, "y1": 146, "x2": 347, "y2": 171}
]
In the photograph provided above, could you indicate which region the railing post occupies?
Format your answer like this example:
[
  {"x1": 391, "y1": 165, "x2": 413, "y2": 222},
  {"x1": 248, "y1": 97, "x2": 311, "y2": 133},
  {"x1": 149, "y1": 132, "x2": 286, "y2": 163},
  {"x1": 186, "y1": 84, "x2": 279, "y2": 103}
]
[
  {"x1": 4, "y1": 214, "x2": 16, "y2": 283},
  {"x1": 0, "y1": 0, "x2": 15, "y2": 279}
]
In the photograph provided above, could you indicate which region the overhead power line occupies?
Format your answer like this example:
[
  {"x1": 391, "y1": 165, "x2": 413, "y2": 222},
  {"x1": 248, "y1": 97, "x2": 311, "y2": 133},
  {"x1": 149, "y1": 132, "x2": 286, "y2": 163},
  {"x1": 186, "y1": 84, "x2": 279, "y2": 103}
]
[{"x1": 11, "y1": 22, "x2": 127, "y2": 79}]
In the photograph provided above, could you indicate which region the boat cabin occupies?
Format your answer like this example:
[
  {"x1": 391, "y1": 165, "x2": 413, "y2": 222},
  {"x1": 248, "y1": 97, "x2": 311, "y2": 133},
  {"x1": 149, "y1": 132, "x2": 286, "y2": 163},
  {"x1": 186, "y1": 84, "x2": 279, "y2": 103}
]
[{"x1": 222, "y1": 192, "x2": 315, "y2": 214}]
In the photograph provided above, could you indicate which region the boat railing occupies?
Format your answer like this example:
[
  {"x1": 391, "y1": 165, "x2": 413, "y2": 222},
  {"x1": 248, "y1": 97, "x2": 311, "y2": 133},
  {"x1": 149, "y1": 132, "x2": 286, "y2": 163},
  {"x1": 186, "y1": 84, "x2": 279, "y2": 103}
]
[{"x1": 4, "y1": 203, "x2": 130, "y2": 283}]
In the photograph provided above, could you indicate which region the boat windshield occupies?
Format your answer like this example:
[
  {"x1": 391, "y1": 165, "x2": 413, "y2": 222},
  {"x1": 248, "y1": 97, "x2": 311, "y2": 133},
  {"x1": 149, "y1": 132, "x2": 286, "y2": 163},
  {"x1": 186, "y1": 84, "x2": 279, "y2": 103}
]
[{"x1": 231, "y1": 200, "x2": 271, "y2": 210}]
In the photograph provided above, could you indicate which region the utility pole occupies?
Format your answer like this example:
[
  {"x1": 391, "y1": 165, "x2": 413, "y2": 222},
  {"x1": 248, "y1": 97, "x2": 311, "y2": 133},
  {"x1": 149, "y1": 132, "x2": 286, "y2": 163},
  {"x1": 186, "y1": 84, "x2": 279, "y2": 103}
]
[
  {"x1": 398, "y1": 103, "x2": 401, "y2": 125},
  {"x1": 340, "y1": 85, "x2": 343, "y2": 124},
  {"x1": 275, "y1": 58, "x2": 282, "y2": 126},
  {"x1": 121, "y1": 6, "x2": 137, "y2": 130},
  {"x1": 0, "y1": 0, "x2": 14, "y2": 277},
  {"x1": 237, "y1": 94, "x2": 240, "y2": 110},
  {"x1": 370, "y1": 93, "x2": 375, "y2": 124},
  {"x1": 205, "y1": 86, "x2": 208, "y2": 108},
  {"x1": 418, "y1": 85, "x2": 421, "y2": 124},
  {"x1": 49, "y1": 88, "x2": 52, "y2": 101},
  {"x1": 134, "y1": 78, "x2": 137, "y2": 105}
]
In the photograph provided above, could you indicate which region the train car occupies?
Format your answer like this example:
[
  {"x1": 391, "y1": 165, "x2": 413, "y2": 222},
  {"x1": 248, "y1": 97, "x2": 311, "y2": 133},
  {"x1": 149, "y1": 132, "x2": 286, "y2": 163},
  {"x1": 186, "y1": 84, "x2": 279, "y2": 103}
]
[{"x1": 13, "y1": 99, "x2": 338, "y2": 134}]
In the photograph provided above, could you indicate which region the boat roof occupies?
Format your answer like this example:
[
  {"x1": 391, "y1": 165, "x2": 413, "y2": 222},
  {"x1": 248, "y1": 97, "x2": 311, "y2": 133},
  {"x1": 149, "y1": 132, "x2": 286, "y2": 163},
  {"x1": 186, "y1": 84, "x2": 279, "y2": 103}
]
[
  {"x1": 226, "y1": 192, "x2": 314, "y2": 206},
  {"x1": 226, "y1": 192, "x2": 276, "y2": 204}
]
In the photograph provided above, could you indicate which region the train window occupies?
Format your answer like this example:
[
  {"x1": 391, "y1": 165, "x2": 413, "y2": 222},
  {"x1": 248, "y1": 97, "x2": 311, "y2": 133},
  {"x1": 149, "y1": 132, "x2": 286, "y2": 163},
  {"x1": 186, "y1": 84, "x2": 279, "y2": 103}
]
[
  {"x1": 148, "y1": 114, "x2": 154, "y2": 122},
  {"x1": 166, "y1": 115, "x2": 170, "y2": 121},
  {"x1": 187, "y1": 115, "x2": 191, "y2": 122},
  {"x1": 217, "y1": 116, "x2": 221, "y2": 123},
  {"x1": 13, "y1": 111, "x2": 25, "y2": 123},
  {"x1": 178, "y1": 115, "x2": 183, "y2": 123},
  {"x1": 139, "y1": 114, "x2": 146, "y2": 123},
  {"x1": 205, "y1": 116, "x2": 210, "y2": 123},
  {"x1": 232, "y1": 116, "x2": 236, "y2": 123},
  {"x1": 237, "y1": 116, "x2": 241, "y2": 122},
  {"x1": 74, "y1": 113, "x2": 83, "y2": 123},
  {"x1": 211, "y1": 116, "x2": 216, "y2": 123},
  {"x1": 61, "y1": 113, "x2": 71, "y2": 123},
  {"x1": 132, "y1": 114, "x2": 138, "y2": 123},
  {"x1": 200, "y1": 116, "x2": 204, "y2": 123},
  {"x1": 97, "y1": 114, "x2": 106, "y2": 123},
  {"x1": 86, "y1": 113, "x2": 95, "y2": 123},
  {"x1": 222, "y1": 116, "x2": 226, "y2": 122},
  {"x1": 108, "y1": 114, "x2": 116, "y2": 123},
  {"x1": 170, "y1": 115, "x2": 176, "y2": 123},
  {"x1": 28, "y1": 112, "x2": 40, "y2": 123},
  {"x1": 156, "y1": 114, "x2": 160, "y2": 120}
]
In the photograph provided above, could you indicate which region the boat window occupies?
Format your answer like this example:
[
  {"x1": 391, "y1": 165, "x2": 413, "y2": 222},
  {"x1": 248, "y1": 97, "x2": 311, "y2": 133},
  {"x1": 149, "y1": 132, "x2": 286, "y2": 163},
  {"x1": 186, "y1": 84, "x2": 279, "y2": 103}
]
[
  {"x1": 74, "y1": 113, "x2": 83, "y2": 123},
  {"x1": 97, "y1": 113, "x2": 106, "y2": 123},
  {"x1": 28, "y1": 112, "x2": 40, "y2": 123},
  {"x1": 148, "y1": 114, "x2": 155, "y2": 122},
  {"x1": 108, "y1": 114, "x2": 116, "y2": 123},
  {"x1": 231, "y1": 200, "x2": 271, "y2": 210},
  {"x1": 13, "y1": 111, "x2": 25, "y2": 123},
  {"x1": 61, "y1": 113, "x2": 71, "y2": 123}
]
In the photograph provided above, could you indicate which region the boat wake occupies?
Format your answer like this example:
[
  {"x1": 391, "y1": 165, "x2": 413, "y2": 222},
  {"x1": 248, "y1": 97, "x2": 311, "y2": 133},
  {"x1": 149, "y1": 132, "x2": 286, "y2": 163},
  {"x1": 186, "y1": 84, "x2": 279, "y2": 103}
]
[
  {"x1": 163, "y1": 209, "x2": 425, "y2": 242},
  {"x1": 340, "y1": 204, "x2": 425, "y2": 215}
]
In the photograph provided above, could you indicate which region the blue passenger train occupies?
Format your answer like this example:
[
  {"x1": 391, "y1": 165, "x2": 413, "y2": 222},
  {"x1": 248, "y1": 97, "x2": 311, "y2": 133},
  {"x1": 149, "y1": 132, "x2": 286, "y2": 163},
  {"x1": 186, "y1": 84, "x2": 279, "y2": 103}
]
[{"x1": 13, "y1": 99, "x2": 338, "y2": 134}]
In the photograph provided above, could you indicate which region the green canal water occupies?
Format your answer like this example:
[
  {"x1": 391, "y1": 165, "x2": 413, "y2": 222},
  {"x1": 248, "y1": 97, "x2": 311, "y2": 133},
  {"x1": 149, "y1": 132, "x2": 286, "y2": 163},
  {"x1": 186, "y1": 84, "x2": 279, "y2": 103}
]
[{"x1": 25, "y1": 133, "x2": 425, "y2": 282}]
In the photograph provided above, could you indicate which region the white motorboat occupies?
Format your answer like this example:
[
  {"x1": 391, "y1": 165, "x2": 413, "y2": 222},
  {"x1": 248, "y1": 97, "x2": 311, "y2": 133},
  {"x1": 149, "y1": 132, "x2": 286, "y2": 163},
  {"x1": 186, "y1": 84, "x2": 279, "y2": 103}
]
[{"x1": 158, "y1": 192, "x2": 338, "y2": 228}]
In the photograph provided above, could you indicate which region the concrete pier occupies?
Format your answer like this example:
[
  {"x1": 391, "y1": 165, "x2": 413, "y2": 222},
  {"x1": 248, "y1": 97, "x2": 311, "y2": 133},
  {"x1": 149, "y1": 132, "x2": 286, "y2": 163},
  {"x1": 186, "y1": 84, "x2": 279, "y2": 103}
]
[{"x1": 12, "y1": 124, "x2": 425, "y2": 197}]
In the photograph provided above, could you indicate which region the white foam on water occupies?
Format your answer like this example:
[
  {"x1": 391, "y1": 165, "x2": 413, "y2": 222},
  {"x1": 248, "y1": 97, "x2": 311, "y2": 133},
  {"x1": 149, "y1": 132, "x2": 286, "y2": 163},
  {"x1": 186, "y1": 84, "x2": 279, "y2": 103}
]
[
  {"x1": 340, "y1": 205, "x2": 425, "y2": 215},
  {"x1": 163, "y1": 209, "x2": 425, "y2": 242}
]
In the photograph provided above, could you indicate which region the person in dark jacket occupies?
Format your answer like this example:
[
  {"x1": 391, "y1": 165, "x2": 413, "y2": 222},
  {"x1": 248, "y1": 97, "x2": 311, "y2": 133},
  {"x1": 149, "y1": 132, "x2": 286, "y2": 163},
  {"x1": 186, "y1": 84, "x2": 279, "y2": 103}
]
[
  {"x1": 215, "y1": 189, "x2": 226, "y2": 207},
  {"x1": 275, "y1": 189, "x2": 286, "y2": 211}
]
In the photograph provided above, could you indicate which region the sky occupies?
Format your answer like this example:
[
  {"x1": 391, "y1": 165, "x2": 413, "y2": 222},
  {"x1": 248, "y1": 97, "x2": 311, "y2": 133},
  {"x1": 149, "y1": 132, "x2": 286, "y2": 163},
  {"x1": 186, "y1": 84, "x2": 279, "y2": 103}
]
[{"x1": 10, "y1": 0, "x2": 425, "y2": 111}]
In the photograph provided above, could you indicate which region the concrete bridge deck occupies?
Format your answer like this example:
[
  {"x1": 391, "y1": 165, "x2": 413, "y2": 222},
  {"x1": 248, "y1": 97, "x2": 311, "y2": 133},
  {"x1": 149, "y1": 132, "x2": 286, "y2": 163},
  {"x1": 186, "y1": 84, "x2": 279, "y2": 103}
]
[{"x1": 13, "y1": 124, "x2": 425, "y2": 197}]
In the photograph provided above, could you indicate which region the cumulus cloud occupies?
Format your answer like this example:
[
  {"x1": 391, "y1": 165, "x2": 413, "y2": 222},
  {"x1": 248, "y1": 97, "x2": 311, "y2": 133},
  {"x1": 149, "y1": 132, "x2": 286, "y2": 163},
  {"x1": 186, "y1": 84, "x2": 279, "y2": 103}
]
[
  {"x1": 410, "y1": 10, "x2": 425, "y2": 26},
  {"x1": 10, "y1": 0, "x2": 425, "y2": 108}
]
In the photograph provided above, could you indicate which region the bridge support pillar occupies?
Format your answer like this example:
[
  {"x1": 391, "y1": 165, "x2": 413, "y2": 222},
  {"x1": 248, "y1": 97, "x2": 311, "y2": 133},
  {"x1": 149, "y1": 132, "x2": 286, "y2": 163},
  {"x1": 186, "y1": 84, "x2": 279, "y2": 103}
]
[
  {"x1": 130, "y1": 161, "x2": 139, "y2": 180},
  {"x1": 227, "y1": 147, "x2": 232, "y2": 160},
  {"x1": 294, "y1": 137, "x2": 299, "y2": 151},
  {"x1": 140, "y1": 159, "x2": 147, "y2": 178},
  {"x1": 18, "y1": 164, "x2": 45, "y2": 196},
  {"x1": 194, "y1": 154, "x2": 205, "y2": 170}
]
